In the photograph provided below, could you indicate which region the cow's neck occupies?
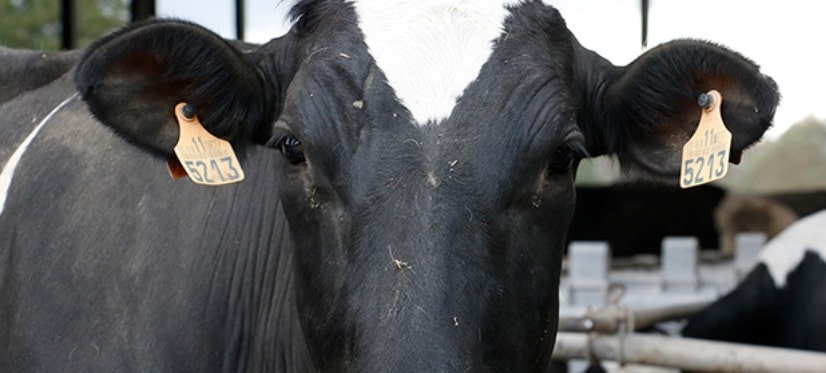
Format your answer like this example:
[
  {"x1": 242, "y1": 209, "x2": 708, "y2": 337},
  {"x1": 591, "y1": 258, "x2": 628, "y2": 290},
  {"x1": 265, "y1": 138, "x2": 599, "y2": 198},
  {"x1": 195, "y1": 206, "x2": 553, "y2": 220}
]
[{"x1": 197, "y1": 147, "x2": 311, "y2": 371}]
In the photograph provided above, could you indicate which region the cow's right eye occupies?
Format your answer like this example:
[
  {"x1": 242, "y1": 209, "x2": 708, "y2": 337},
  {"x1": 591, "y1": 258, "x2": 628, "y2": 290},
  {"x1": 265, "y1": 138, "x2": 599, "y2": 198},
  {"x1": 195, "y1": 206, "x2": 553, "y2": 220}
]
[{"x1": 279, "y1": 136, "x2": 306, "y2": 164}]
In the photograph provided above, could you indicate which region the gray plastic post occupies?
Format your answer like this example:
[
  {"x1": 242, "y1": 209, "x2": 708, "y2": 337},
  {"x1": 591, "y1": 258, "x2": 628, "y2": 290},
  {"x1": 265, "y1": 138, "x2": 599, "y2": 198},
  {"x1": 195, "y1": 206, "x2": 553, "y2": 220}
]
[
  {"x1": 568, "y1": 241, "x2": 610, "y2": 307},
  {"x1": 734, "y1": 232, "x2": 767, "y2": 281},
  {"x1": 662, "y1": 237, "x2": 699, "y2": 292}
]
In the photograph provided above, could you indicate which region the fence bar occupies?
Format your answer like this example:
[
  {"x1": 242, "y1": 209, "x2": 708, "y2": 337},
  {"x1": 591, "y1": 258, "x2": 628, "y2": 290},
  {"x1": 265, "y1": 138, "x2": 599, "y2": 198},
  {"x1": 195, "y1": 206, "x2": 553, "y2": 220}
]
[
  {"x1": 553, "y1": 332, "x2": 826, "y2": 372},
  {"x1": 559, "y1": 301, "x2": 712, "y2": 333},
  {"x1": 633, "y1": 301, "x2": 710, "y2": 330},
  {"x1": 235, "y1": 0, "x2": 245, "y2": 40}
]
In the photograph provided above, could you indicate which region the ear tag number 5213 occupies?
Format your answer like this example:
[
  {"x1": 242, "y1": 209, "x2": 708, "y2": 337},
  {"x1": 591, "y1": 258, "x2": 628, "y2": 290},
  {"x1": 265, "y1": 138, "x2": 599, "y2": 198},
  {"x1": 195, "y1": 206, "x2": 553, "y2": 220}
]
[
  {"x1": 680, "y1": 90, "x2": 732, "y2": 189},
  {"x1": 173, "y1": 103, "x2": 245, "y2": 186}
]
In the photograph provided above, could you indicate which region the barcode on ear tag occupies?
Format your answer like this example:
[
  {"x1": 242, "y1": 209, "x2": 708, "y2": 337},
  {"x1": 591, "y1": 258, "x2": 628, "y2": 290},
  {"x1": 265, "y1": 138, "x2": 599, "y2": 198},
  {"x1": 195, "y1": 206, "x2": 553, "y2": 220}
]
[
  {"x1": 172, "y1": 103, "x2": 245, "y2": 186},
  {"x1": 680, "y1": 90, "x2": 732, "y2": 189}
]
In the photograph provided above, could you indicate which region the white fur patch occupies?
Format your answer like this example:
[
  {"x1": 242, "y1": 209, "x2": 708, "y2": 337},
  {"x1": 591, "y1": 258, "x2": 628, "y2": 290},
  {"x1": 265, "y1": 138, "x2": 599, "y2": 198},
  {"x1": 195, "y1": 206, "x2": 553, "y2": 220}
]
[
  {"x1": 0, "y1": 93, "x2": 78, "y2": 216},
  {"x1": 758, "y1": 210, "x2": 826, "y2": 287},
  {"x1": 348, "y1": 0, "x2": 523, "y2": 125}
]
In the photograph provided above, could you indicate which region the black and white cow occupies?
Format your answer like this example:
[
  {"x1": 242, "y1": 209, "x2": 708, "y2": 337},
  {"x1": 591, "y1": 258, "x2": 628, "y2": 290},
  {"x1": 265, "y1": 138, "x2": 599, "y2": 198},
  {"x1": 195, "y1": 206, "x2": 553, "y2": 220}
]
[
  {"x1": 0, "y1": 47, "x2": 79, "y2": 106},
  {"x1": 0, "y1": 0, "x2": 778, "y2": 371},
  {"x1": 683, "y1": 211, "x2": 826, "y2": 351}
]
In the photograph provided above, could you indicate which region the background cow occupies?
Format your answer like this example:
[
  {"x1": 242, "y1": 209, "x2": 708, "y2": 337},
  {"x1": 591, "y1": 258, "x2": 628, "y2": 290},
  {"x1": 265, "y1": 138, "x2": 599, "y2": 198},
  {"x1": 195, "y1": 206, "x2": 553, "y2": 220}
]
[
  {"x1": 683, "y1": 210, "x2": 826, "y2": 351},
  {"x1": 1, "y1": 0, "x2": 778, "y2": 371},
  {"x1": 0, "y1": 48, "x2": 78, "y2": 105}
]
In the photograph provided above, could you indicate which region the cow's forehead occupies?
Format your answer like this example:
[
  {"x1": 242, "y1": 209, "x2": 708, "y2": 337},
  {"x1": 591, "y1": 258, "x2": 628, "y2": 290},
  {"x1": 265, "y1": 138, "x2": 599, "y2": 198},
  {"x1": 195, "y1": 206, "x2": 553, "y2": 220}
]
[{"x1": 348, "y1": 0, "x2": 524, "y2": 126}]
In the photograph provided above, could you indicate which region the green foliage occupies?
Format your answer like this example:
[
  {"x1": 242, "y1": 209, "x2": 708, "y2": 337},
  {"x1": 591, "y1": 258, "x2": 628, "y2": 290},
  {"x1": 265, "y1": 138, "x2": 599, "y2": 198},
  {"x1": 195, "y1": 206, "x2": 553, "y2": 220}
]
[
  {"x1": 0, "y1": 0, "x2": 128, "y2": 50},
  {"x1": 722, "y1": 116, "x2": 826, "y2": 193}
]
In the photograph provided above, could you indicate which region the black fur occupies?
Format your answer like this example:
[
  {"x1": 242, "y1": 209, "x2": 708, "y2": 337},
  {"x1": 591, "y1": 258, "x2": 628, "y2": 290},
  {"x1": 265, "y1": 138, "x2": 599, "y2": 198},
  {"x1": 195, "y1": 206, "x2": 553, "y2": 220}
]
[{"x1": 684, "y1": 252, "x2": 826, "y2": 351}]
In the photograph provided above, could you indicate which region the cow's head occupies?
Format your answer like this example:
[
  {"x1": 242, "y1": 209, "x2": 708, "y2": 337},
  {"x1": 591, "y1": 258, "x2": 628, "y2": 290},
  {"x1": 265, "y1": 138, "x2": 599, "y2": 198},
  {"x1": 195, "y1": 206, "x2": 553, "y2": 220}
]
[{"x1": 75, "y1": 1, "x2": 778, "y2": 371}]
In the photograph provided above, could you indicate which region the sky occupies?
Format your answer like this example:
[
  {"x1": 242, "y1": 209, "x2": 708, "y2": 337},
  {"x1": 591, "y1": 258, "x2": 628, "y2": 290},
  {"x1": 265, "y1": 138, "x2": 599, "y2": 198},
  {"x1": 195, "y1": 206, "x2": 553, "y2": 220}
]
[{"x1": 157, "y1": 0, "x2": 826, "y2": 139}]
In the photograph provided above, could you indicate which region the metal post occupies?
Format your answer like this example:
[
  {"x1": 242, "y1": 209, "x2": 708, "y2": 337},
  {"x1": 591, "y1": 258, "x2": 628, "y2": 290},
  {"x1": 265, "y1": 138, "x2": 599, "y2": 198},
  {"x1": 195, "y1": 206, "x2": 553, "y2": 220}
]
[
  {"x1": 236, "y1": 0, "x2": 245, "y2": 40},
  {"x1": 131, "y1": 0, "x2": 156, "y2": 22},
  {"x1": 60, "y1": 0, "x2": 76, "y2": 50},
  {"x1": 640, "y1": 0, "x2": 649, "y2": 48}
]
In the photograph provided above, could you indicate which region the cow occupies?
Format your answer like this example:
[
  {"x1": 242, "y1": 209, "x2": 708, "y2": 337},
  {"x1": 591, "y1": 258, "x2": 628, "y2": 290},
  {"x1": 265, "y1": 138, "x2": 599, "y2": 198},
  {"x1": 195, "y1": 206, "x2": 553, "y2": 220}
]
[
  {"x1": 715, "y1": 189, "x2": 826, "y2": 255},
  {"x1": 0, "y1": 48, "x2": 79, "y2": 106},
  {"x1": 683, "y1": 210, "x2": 826, "y2": 352},
  {"x1": 0, "y1": 1, "x2": 779, "y2": 371},
  {"x1": 714, "y1": 192, "x2": 799, "y2": 255}
]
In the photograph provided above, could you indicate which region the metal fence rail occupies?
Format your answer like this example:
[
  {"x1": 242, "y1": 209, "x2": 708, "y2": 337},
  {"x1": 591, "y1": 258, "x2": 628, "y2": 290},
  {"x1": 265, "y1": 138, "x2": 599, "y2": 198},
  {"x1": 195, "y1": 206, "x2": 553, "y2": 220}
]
[
  {"x1": 553, "y1": 232, "x2": 826, "y2": 372},
  {"x1": 553, "y1": 332, "x2": 826, "y2": 372}
]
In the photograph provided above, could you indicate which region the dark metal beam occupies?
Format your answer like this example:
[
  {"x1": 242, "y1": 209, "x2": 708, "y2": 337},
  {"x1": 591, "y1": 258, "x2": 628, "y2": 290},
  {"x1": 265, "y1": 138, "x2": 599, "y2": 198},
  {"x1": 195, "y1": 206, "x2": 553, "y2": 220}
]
[
  {"x1": 60, "y1": 0, "x2": 76, "y2": 50},
  {"x1": 236, "y1": 0, "x2": 245, "y2": 40},
  {"x1": 641, "y1": 0, "x2": 649, "y2": 48},
  {"x1": 131, "y1": 0, "x2": 156, "y2": 22}
]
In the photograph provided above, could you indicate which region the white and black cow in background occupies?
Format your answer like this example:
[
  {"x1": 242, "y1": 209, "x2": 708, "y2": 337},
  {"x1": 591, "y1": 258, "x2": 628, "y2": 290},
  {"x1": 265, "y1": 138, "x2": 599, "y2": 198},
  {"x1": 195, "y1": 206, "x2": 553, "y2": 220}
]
[
  {"x1": 0, "y1": 0, "x2": 779, "y2": 371},
  {"x1": 683, "y1": 211, "x2": 826, "y2": 351}
]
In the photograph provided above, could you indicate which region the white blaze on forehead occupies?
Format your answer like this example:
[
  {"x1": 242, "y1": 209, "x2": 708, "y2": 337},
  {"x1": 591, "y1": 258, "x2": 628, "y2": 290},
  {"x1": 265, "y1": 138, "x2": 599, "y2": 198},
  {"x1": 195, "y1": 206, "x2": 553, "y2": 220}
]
[
  {"x1": 758, "y1": 210, "x2": 826, "y2": 287},
  {"x1": 0, "y1": 93, "x2": 78, "y2": 216},
  {"x1": 349, "y1": 0, "x2": 523, "y2": 125}
]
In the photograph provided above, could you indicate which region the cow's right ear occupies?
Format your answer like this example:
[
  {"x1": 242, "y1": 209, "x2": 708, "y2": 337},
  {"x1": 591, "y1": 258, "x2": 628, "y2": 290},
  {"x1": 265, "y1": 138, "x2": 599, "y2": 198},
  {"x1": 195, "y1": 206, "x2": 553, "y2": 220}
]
[
  {"x1": 75, "y1": 19, "x2": 274, "y2": 157},
  {"x1": 571, "y1": 38, "x2": 779, "y2": 182}
]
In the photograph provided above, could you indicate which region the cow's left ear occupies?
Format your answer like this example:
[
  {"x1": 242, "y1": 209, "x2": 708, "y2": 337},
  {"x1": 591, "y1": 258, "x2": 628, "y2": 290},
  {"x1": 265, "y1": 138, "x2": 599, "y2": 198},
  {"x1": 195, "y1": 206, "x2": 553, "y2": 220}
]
[
  {"x1": 573, "y1": 39, "x2": 779, "y2": 179},
  {"x1": 76, "y1": 19, "x2": 274, "y2": 157}
]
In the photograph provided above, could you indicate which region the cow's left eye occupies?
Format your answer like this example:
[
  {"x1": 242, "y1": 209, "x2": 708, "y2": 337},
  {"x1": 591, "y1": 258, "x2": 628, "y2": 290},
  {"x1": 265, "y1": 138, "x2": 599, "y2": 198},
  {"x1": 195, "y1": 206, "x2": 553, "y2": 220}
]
[
  {"x1": 279, "y1": 136, "x2": 306, "y2": 164},
  {"x1": 548, "y1": 143, "x2": 586, "y2": 175},
  {"x1": 548, "y1": 147, "x2": 575, "y2": 174}
]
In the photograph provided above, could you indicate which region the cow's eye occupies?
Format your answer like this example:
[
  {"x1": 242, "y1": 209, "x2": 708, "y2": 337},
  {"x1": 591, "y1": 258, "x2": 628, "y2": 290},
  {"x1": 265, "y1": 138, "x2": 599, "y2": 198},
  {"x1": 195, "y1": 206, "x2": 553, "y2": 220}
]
[
  {"x1": 548, "y1": 143, "x2": 586, "y2": 175},
  {"x1": 279, "y1": 135, "x2": 306, "y2": 164},
  {"x1": 548, "y1": 147, "x2": 575, "y2": 174}
]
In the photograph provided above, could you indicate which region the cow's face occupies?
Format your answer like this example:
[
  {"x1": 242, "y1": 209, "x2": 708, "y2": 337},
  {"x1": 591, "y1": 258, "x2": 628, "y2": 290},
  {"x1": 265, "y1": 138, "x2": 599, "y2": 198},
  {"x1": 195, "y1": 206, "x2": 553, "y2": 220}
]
[
  {"x1": 270, "y1": 2, "x2": 580, "y2": 370},
  {"x1": 75, "y1": 1, "x2": 778, "y2": 371}
]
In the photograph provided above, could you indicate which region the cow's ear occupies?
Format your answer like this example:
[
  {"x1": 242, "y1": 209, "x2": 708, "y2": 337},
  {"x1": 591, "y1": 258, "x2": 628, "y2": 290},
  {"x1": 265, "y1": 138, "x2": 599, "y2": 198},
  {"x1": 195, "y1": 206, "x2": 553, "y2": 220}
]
[
  {"x1": 574, "y1": 39, "x2": 779, "y2": 180},
  {"x1": 75, "y1": 20, "x2": 274, "y2": 157}
]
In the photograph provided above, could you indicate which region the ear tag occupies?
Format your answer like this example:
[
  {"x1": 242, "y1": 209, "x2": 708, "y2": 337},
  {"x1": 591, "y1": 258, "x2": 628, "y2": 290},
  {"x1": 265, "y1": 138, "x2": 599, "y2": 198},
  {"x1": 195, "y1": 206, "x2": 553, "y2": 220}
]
[
  {"x1": 172, "y1": 103, "x2": 245, "y2": 185},
  {"x1": 679, "y1": 90, "x2": 732, "y2": 189}
]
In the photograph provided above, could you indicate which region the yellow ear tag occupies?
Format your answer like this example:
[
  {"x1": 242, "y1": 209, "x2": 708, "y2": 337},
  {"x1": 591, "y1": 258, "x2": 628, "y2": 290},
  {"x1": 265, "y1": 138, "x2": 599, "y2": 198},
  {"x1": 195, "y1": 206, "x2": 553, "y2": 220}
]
[
  {"x1": 679, "y1": 90, "x2": 732, "y2": 189},
  {"x1": 172, "y1": 103, "x2": 245, "y2": 186}
]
